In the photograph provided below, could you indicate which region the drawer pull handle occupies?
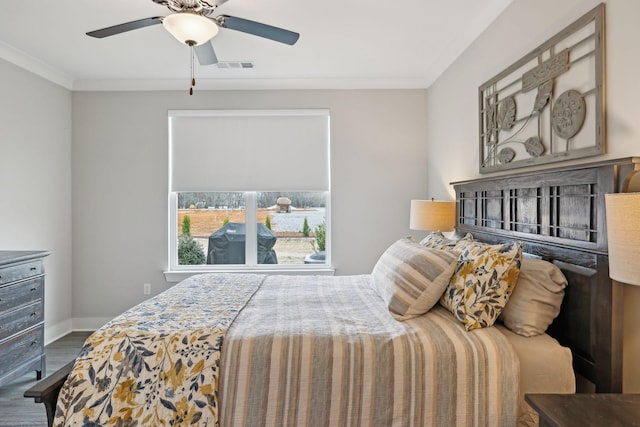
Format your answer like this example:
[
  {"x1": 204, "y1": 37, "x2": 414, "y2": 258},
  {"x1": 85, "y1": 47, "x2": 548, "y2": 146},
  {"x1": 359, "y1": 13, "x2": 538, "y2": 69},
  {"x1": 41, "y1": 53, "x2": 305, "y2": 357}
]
[
  {"x1": 31, "y1": 341, "x2": 38, "y2": 346},
  {"x1": 30, "y1": 267, "x2": 37, "y2": 271},
  {"x1": 31, "y1": 287, "x2": 37, "y2": 292},
  {"x1": 31, "y1": 312, "x2": 37, "y2": 317}
]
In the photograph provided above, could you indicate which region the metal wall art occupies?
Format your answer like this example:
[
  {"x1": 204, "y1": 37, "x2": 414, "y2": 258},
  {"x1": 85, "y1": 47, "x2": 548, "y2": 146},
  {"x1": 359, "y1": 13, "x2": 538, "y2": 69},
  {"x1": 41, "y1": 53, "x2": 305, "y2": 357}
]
[{"x1": 478, "y1": 4, "x2": 605, "y2": 173}]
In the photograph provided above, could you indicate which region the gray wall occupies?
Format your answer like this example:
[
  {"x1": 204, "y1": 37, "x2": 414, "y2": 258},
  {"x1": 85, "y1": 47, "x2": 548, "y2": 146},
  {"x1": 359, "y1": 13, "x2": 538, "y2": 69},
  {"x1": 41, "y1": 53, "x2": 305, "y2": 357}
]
[
  {"x1": 425, "y1": 0, "x2": 640, "y2": 392},
  {"x1": 8, "y1": 0, "x2": 638, "y2": 392},
  {"x1": 0, "y1": 59, "x2": 73, "y2": 343},
  {"x1": 71, "y1": 89, "x2": 430, "y2": 328}
]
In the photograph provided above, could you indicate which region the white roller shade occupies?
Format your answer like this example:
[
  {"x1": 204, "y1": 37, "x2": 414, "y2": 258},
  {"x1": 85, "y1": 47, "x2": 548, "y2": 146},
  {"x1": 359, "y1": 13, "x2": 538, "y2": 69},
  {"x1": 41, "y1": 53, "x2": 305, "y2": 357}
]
[{"x1": 169, "y1": 110, "x2": 330, "y2": 192}]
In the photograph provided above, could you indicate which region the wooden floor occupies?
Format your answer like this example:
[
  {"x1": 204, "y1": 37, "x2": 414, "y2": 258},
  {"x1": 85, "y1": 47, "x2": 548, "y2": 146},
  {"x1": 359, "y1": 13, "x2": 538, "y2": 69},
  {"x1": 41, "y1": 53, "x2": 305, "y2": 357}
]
[{"x1": 0, "y1": 332, "x2": 91, "y2": 427}]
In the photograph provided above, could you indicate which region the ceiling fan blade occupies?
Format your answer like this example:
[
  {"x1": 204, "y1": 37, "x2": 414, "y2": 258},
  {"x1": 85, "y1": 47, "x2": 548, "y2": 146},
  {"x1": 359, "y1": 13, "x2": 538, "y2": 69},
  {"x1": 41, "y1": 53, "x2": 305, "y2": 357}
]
[
  {"x1": 219, "y1": 15, "x2": 299, "y2": 45},
  {"x1": 86, "y1": 17, "x2": 163, "y2": 38},
  {"x1": 195, "y1": 42, "x2": 218, "y2": 65}
]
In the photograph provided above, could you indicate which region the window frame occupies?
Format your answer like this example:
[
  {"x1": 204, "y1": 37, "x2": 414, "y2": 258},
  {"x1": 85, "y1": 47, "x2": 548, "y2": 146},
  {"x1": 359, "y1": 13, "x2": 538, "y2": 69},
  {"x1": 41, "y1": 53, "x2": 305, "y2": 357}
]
[{"x1": 165, "y1": 110, "x2": 333, "y2": 282}]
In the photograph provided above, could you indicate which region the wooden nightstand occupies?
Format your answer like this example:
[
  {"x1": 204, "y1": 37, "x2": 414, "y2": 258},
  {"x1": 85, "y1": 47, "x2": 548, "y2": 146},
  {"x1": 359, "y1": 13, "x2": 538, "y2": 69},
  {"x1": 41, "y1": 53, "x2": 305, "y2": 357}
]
[{"x1": 525, "y1": 393, "x2": 640, "y2": 427}]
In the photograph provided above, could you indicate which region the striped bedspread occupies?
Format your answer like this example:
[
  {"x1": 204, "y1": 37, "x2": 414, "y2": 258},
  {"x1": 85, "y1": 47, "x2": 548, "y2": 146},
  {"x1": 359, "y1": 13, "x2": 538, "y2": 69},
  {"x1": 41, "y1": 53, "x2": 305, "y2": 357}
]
[{"x1": 219, "y1": 274, "x2": 520, "y2": 427}]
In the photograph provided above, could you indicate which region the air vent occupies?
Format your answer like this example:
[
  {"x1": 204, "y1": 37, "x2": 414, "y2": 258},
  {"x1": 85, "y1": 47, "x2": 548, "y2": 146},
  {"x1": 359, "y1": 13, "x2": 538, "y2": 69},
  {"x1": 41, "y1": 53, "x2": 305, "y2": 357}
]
[{"x1": 215, "y1": 61, "x2": 255, "y2": 69}]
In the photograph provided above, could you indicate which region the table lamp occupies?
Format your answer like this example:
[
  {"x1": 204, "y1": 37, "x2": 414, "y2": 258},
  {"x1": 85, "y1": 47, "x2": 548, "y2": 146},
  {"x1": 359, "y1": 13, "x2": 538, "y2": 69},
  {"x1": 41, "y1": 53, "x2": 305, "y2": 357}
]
[
  {"x1": 606, "y1": 163, "x2": 640, "y2": 284},
  {"x1": 409, "y1": 199, "x2": 456, "y2": 232},
  {"x1": 604, "y1": 163, "x2": 640, "y2": 394},
  {"x1": 605, "y1": 192, "x2": 640, "y2": 286}
]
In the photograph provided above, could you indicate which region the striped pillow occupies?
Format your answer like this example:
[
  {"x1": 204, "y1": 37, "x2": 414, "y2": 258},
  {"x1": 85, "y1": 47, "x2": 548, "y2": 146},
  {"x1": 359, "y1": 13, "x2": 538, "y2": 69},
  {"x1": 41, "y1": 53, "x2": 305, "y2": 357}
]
[{"x1": 372, "y1": 238, "x2": 458, "y2": 320}]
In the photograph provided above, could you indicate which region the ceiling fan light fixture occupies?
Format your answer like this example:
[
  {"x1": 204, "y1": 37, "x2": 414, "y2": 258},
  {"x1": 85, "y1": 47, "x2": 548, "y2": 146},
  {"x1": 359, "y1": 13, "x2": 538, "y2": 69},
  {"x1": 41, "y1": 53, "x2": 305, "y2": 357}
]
[{"x1": 162, "y1": 12, "x2": 219, "y2": 45}]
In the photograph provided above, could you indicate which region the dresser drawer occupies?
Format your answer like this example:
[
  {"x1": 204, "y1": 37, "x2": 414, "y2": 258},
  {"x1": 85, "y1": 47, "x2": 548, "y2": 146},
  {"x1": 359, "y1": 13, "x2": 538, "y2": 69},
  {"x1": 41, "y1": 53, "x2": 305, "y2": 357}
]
[
  {"x1": 0, "y1": 277, "x2": 43, "y2": 315},
  {"x1": 0, "y1": 326, "x2": 43, "y2": 376},
  {"x1": 0, "y1": 301, "x2": 43, "y2": 342},
  {"x1": 0, "y1": 259, "x2": 43, "y2": 286}
]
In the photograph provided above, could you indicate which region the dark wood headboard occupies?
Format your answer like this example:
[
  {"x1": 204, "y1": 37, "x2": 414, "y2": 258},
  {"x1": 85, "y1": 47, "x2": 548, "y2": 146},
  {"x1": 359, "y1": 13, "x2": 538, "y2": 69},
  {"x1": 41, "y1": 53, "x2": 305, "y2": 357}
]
[{"x1": 452, "y1": 157, "x2": 639, "y2": 393}]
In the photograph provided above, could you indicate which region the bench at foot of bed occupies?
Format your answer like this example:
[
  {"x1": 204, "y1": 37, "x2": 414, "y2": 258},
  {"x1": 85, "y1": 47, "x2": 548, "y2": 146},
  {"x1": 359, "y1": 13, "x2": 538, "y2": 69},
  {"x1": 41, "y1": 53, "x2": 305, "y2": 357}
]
[{"x1": 24, "y1": 360, "x2": 75, "y2": 427}]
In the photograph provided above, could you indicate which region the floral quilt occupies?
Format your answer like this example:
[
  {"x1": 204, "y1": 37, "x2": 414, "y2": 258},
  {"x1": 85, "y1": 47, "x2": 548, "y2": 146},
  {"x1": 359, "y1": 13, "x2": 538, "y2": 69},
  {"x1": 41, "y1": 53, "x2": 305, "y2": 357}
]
[{"x1": 53, "y1": 273, "x2": 265, "y2": 427}]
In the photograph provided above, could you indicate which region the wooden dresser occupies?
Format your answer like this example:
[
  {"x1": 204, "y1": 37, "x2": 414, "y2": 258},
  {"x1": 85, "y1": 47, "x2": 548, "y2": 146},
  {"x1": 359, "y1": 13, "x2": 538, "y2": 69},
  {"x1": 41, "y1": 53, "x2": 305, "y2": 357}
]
[{"x1": 0, "y1": 250, "x2": 50, "y2": 387}]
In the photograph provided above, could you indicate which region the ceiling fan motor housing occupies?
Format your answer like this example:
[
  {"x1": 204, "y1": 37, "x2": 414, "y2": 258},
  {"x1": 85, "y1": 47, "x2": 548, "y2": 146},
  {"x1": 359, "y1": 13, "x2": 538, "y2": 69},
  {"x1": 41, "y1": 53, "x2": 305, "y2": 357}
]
[{"x1": 155, "y1": 0, "x2": 222, "y2": 17}]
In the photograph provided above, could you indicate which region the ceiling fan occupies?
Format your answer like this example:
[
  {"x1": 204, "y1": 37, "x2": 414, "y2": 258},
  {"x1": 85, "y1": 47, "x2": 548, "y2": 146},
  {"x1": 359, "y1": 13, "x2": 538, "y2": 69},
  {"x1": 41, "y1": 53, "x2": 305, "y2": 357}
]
[{"x1": 86, "y1": 0, "x2": 300, "y2": 93}]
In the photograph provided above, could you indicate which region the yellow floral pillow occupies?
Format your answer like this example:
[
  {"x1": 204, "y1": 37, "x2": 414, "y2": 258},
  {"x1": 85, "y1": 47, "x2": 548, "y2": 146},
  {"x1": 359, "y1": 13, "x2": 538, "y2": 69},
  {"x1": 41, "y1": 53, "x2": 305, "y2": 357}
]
[
  {"x1": 419, "y1": 231, "x2": 474, "y2": 250},
  {"x1": 440, "y1": 240, "x2": 522, "y2": 330}
]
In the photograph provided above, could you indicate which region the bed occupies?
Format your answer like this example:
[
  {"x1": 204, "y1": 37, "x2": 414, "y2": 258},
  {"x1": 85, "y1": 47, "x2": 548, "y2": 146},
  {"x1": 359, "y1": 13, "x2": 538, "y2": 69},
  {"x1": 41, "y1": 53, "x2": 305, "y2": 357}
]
[{"x1": 25, "y1": 157, "x2": 635, "y2": 426}]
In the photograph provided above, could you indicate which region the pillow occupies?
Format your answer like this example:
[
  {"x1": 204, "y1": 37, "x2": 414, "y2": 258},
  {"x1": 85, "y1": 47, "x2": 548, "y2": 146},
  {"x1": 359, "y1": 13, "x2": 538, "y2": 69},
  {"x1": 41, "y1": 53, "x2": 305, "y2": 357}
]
[
  {"x1": 499, "y1": 258, "x2": 568, "y2": 336},
  {"x1": 372, "y1": 238, "x2": 458, "y2": 320},
  {"x1": 419, "y1": 231, "x2": 474, "y2": 250},
  {"x1": 440, "y1": 240, "x2": 522, "y2": 330}
]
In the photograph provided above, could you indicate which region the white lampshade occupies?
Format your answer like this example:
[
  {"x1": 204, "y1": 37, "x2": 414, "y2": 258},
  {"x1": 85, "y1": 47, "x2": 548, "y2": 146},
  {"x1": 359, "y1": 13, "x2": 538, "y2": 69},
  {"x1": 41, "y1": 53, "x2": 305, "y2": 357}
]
[
  {"x1": 410, "y1": 199, "x2": 456, "y2": 232},
  {"x1": 163, "y1": 13, "x2": 219, "y2": 46},
  {"x1": 605, "y1": 192, "x2": 640, "y2": 286}
]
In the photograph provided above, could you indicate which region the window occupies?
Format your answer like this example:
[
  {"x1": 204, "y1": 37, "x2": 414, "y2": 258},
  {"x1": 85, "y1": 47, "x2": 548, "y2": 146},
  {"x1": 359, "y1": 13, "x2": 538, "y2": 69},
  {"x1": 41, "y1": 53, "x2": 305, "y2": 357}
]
[{"x1": 167, "y1": 110, "x2": 330, "y2": 276}]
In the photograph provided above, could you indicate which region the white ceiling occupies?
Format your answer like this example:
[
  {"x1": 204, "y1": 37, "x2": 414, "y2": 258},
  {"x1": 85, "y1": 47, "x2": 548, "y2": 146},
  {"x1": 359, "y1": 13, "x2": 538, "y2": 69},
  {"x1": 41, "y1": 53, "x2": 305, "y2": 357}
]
[{"x1": 0, "y1": 0, "x2": 512, "y2": 91}]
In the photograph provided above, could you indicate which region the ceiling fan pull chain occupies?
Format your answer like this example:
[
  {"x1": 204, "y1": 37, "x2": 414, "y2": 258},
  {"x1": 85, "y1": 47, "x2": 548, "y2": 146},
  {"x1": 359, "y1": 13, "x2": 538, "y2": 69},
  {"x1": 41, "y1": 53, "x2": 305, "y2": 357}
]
[{"x1": 189, "y1": 43, "x2": 195, "y2": 95}]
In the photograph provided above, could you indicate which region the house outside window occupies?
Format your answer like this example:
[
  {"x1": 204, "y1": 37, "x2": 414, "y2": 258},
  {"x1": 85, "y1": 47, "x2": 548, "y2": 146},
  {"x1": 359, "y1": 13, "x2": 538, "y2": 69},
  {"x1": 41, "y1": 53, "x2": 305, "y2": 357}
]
[{"x1": 167, "y1": 110, "x2": 331, "y2": 278}]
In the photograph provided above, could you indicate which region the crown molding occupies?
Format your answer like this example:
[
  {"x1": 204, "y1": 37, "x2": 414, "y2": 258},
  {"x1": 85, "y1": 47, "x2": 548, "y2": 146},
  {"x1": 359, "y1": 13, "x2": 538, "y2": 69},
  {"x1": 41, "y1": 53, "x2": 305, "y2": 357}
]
[
  {"x1": 0, "y1": 41, "x2": 74, "y2": 90},
  {"x1": 71, "y1": 76, "x2": 431, "y2": 91}
]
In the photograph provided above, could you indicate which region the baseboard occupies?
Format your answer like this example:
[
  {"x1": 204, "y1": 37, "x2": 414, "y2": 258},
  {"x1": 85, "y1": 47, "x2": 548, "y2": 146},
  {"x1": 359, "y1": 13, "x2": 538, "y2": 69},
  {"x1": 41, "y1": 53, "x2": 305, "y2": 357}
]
[
  {"x1": 72, "y1": 317, "x2": 111, "y2": 331},
  {"x1": 45, "y1": 319, "x2": 73, "y2": 345},
  {"x1": 44, "y1": 317, "x2": 110, "y2": 345}
]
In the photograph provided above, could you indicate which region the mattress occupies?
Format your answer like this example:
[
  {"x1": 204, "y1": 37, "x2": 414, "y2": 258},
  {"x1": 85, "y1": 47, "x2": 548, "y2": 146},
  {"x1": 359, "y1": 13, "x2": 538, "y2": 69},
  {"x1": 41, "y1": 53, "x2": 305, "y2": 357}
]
[
  {"x1": 496, "y1": 323, "x2": 575, "y2": 426},
  {"x1": 496, "y1": 324, "x2": 575, "y2": 395}
]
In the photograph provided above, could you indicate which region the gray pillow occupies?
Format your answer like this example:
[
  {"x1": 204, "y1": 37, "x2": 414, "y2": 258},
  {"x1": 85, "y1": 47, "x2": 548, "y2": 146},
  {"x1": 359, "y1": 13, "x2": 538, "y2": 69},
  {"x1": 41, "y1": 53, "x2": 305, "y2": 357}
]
[{"x1": 499, "y1": 258, "x2": 568, "y2": 336}]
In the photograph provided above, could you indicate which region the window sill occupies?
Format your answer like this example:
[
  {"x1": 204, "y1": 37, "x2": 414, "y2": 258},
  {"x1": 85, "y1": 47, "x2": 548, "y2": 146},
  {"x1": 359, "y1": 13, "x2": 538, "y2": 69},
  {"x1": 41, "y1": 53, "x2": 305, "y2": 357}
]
[{"x1": 163, "y1": 266, "x2": 336, "y2": 283}]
